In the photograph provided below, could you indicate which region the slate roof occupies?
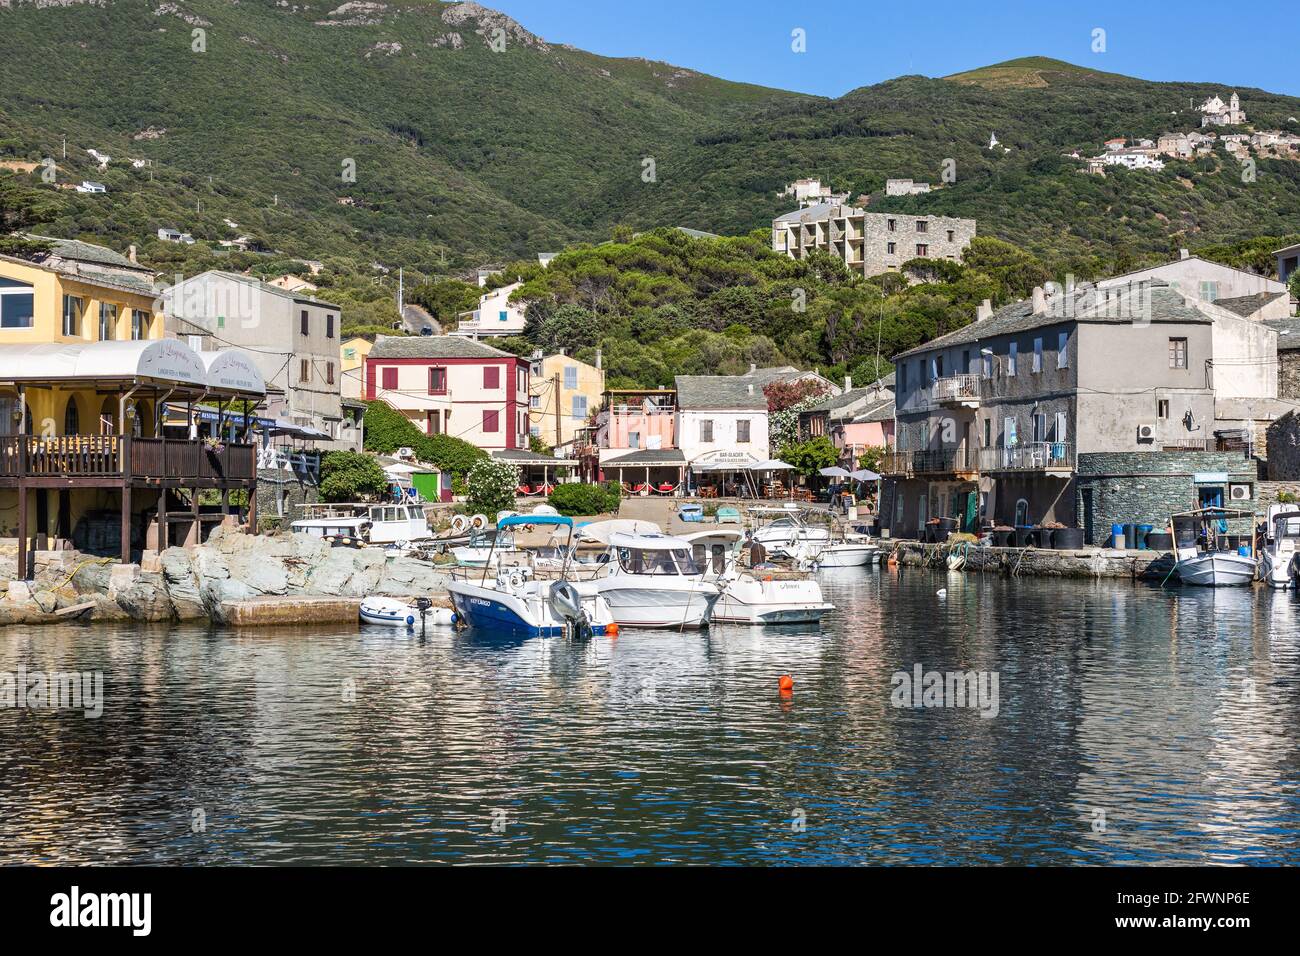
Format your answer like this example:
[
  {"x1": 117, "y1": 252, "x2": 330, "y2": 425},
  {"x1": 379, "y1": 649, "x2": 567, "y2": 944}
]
[
  {"x1": 773, "y1": 202, "x2": 861, "y2": 224},
  {"x1": 369, "y1": 335, "x2": 518, "y2": 360},
  {"x1": 199, "y1": 270, "x2": 341, "y2": 309},
  {"x1": 854, "y1": 397, "x2": 897, "y2": 423},
  {"x1": 29, "y1": 235, "x2": 146, "y2": 271},
  {"x1": 1265, "y1": 318, "x2": 1300, "y2": 351},
  {"x1": 894, "y1": 281, "x2": 1214, "y2": 361},
  {"x1": 1213, "y1": 291, "x2": 1288, "y2": 318},
  {"x1": 674, "y1": 374, "x2": 768, "y2": 411}
]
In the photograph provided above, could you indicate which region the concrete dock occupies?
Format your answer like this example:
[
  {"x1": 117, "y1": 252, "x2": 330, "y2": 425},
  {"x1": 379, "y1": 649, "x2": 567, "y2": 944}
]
[
  {"x1": 220, "y1": 595, "x2": 363, "y2": 628},
  {"x1": 885, "y1": 539, "x2": 1175, "y2": 580}
]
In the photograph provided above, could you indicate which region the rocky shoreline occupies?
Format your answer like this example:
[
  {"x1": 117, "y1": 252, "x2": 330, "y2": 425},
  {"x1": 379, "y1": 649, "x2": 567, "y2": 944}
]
[{"x1": 0, "y1": 528, "x2": 454, "y2": 626}]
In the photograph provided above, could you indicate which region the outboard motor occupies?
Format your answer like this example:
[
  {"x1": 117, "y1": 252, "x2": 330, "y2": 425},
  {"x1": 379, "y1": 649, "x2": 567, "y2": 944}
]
[
  {"x1": 548, "y1": 581, "x2": 591, "y2": 639},
  {"x1": 413, "y1": 596, "x2": 433, "y2": 633}
]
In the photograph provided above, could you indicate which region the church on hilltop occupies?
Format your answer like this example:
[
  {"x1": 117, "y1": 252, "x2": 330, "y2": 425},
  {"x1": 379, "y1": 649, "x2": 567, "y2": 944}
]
[{"x1": 1200, "y1": 92, "x2": 1246, "y2": 127}]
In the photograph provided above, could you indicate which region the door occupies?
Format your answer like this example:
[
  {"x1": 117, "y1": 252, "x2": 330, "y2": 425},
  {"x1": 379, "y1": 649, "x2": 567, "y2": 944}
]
[
  {"x1": 963, "y1": 491, "x2": 978, "y2": 533},
  {"x1": 1081, "y1": 487, "x2": 1094, "y2": 545}
]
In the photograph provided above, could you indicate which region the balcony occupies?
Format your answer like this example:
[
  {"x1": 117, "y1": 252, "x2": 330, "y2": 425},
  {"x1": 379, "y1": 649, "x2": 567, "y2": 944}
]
[
  {"x1": 978, "y1": 442, "x2": 1074, "y2": 474},
  {"x1": 0, "y1": 435, "x2": 257, "y2": 483},
  {"x1": 931, "y1": 374, "x2": 981, "y2": 408},
  {"x1": 881, "y1": 448, "x2": 977, "y2": 477}
]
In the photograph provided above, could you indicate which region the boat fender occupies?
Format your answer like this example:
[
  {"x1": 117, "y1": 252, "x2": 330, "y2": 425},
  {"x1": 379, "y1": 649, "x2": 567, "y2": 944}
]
[
  {"x1": 549, "y1": 581, "x2": 584, "y2": 620},
  {"x1": 451, "y1": 514, "x2": 469, "y2": 533},
  {"x1": 470, "y1": 513, "x2": 489, "y2": 530}
]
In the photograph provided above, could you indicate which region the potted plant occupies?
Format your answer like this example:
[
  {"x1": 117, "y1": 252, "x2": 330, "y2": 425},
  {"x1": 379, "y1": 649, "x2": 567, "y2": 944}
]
[
  {"x1": 1036, "y1": 520, "x2": 1063, "y2": 548},
  {"x1": 991, "y1": 525, "x2": 1014, "y2": 548}
]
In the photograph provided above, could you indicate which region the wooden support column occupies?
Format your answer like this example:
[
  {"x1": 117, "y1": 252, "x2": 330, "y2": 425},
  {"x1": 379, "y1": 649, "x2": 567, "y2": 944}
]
[
  {"x1": 158, "y1": 488, "x2": 168, "y2": 551},
  {"x1": 120, "y1": 483, "x2": 132, "y2": 565},
  {"x1": 191, "y1": 487, "x2": 201, "y2": 546},
  {"x1": 16, "y1": 483, "x2": 28, "y2": 581}
]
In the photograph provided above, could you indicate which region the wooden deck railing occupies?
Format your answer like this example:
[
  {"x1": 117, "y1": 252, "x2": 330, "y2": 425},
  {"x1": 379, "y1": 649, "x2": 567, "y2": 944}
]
[{"x1": 0, "y1": 435, "x2": 256, "y2": 481}]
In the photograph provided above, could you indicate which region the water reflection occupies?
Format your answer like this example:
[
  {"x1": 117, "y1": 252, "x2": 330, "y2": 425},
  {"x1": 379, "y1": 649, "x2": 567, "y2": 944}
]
[{"x1": 2, "y1": 569, "x2": 1298, "y2": 864}]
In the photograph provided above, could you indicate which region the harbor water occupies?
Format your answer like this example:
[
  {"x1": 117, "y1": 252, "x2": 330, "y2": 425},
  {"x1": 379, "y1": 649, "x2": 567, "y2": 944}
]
[{"x1": 3, "y1": 568, "x2": 1299, "y2": 865}]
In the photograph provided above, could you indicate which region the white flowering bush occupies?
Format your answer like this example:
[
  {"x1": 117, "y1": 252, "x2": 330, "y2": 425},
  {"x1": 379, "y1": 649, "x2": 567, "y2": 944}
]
[{"x1": 466, "y1": 458, "x2": 521, "y2": 515}]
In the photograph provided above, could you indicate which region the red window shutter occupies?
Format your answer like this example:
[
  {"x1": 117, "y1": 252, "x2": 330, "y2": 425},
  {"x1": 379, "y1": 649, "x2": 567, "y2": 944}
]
[
  {"x1": 483, "y1": 409, "x2": 499, "y2": 433},
  {"x1": 484, "y1": 366, "x2": 500, "y2": 389},
  {"x1": 382, "y1": 367, "x2": 398, "y2": 390}
]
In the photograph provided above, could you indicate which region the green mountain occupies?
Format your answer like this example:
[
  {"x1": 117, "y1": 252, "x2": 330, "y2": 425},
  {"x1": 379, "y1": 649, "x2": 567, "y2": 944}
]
[{"x1": 3, "y1": 1, "x2": 1300, "y2": 279}]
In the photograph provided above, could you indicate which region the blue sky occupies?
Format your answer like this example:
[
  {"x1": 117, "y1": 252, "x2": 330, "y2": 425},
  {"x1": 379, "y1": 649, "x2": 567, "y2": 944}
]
[{"x1": 487, "y1": 0, "x2": 1298, "y2": 98}]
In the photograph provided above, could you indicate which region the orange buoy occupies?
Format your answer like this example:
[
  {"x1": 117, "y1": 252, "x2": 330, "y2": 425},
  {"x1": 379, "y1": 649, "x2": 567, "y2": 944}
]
[
  {"x1": 778, "y1": 674, "x2": 794, "y2": 692},
  {"x1": 606, "y1": 622, "x2": 619, "y2": 638}
]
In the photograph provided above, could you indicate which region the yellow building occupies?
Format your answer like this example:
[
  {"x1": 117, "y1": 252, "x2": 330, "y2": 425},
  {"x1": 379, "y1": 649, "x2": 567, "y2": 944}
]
[
  {"x1": 1, "y1": 239, "x2": 265, "y2": 577},
  {"x1": 340, "y1": 336, "x2": 373, "y2": 399},
  {"x1": 528, "y1": 351, "x2": 605, "y2": 450}
]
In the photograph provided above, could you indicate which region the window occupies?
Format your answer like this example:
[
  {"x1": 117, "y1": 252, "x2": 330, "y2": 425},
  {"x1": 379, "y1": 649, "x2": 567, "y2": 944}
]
[
  {"x1": 571, "y1": 395, "x2": 588, "y2": 419},
  {"x1": 483, "y1": 366, "x2": 500, "y2": 389},
  {"x1": 530, "y1": 424, "x2": 540, "y2": 438},
  {"x1": 1169, "y1": 337, "x2": 1188, "y2": 369},
  {"x1": 737, "y1": 419, "x2": 751, "y2": 443},
  {"x1": 427, "y1": 411, "x2": 441, "y2": 435},
  {"x1": 62, "y1": 295, "x2": 83, "y2": 336},
  {"x1": 344, "y1": 348, "x2": 356, "y2": 361},
  {"x1": 98, "y1": 303, "x2": 117, "y2": 340},
  {"x1": 1054, "y1": 412, "x2": 1068, "y2": 443},
  {"x1": 1057, "y1": 331, "x2": 1069, "y2": 369},
  {"x1": 482, "y1": 409, "x2": 500, "y2": 433},
  {"x1": 428, "y1": 367, "x2": 447, "y2": 394},
  {"x1": 563, "y1": 365, "x2": 578, "y2": 389},
  {"x1": 982, "y1": 352, "x2": 992, "y2": 379},
  {"x1": 1032, "y1": 337, "x2": 1043, "y2": 373},
  {"x1": 700, "y1": 419, "x2": 714, "y2": 442},
  {"x1": 946, "y1": 230, "x2": 955, "y2": 242},
  {"x1": 1158, "y1": 399, "x2": 1170, "y2": 419},
  {"x1": 1008, "y1": 341, "x2": 1017, "y2": 376},
  {"x1": 898, "y1": 362, "x2": 907, "y2": 392},
  {"x1": 300, "y1": 310, "x2": 309, "y2": 335},
  {"x1": 1032, "y1": 412, "x2": 1047, "y2": 443},
  {"x1": 1199, "y1": 280, "x2": 1219, "y2": 302},
  {"x1": 915, "y1": 244, "x2": 929, "y2": 257},
  {"x1": 131, "y1": 310, "x2": 148, "y2": 340},
  {"x1": 499, "y1": 310, "x2": 509, "y2": 322},
  {"x1": 382, "y1": 367, "x2": 398, "y2": 391},
  {"x1": 628, "y1": 431, "x2": 640, "y2": 449},
  {"x1": 529, "y1": 394, "x2": 540, "y2": 409},
  {"x1": 300, "y1": 359, "x2": 311, "y2": 383},
  {"x1": 326, "y1": 362, "x2": 335, "y2": 385},
  {"x1": 0, "y1": 277, "x2": 34, "y2": 329},
  {"x1": 915, "y1": 220, "x2": 928, "y2": 233},
  {"x1": 64, "y1": 397, "x2": 80, "y2": 436},
  {"x1": 1004, "y1": 417, "x2": 1018, "y2": 446},
  {"x1": 887, "y1": 218, "x2": 896, "y2": 232},
  {"x1": 886, "y1": 241, "x2": 896, "y2": 255},
  {"x1": 1015, "y1": 499, "x2": 1029, "y2": 526},
  {"x1": 326, "y1": 314, "x2": 335, "y2": 339},
  {"x1": 187, "y1": 334, "x2": 204, "y2": 351},
  {"x1": 983, "y1": 418, "x2": 991, "y2": 448}
]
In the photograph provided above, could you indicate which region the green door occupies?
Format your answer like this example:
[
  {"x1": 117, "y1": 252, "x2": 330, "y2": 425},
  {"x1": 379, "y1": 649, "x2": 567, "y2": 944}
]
[{"x1": 963, "y1": 491, "x2": 978, "y2": 532}]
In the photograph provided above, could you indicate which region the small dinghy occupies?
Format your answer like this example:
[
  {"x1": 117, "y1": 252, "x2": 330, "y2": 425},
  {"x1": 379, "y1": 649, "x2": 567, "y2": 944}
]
[{"x1": 360, "y1": 596, "x2": 456, "y2": 629}]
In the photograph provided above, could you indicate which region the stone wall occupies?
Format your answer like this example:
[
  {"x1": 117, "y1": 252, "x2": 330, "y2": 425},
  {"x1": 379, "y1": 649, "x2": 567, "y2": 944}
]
[
  {"x1": 1074, "y1": 450, "x2": 1256, "y2": 545},
  {"x1": 1278, "y1": 350, "x2": 1300, "y2": 400},
  {"x1": 255, "y1": 467, "x2": 320, "y2": 531},
  {"x1": 1266, "y1": 411, "x2": 1300, "y2": 479}
]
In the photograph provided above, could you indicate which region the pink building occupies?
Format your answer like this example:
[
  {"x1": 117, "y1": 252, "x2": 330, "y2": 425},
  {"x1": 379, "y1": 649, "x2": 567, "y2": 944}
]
[{"x1": 364, "y1": 336, "x2": 529, "y2": 450}]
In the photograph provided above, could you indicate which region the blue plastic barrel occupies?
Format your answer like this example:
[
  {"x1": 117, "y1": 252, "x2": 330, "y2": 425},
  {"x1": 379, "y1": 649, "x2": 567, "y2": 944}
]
[
  {"x1": 1111, "y1": 523, "x2": 1124, "y2": 549},
  {"x1": 1238, "y1": 545, "x2": 1251, "y2": 557},
  {"x1": 1124, "y1": 523, "x2": 1137, "y2": 550},
  {"x1": 1137, "y1": 524, "x2": 1155, "y2": 550}
]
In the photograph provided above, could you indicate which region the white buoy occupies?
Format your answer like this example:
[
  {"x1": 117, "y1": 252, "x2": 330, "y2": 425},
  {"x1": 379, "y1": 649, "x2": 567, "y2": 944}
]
[{"x1": 936, "y1": 588, "x2": 948, "y2": 598}]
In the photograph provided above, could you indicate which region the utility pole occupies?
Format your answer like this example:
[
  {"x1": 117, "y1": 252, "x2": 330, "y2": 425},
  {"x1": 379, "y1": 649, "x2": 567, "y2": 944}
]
[
  {"x1": 554, "y1": 372, "x2": 562, "y2": 449},
  {"x1": 61, "y1": 135, "x2": 66, "y2": 160}
]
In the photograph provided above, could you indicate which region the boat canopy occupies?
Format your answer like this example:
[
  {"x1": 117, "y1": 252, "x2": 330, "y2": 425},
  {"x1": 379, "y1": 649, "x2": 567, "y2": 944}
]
[
  {"x1": 679, "y1": 529, "x2": 745, "y2": 544},
  {"x1": 609, "y1": 531, "x2": 694, "y2": 551},
  {"x1": 575, "y1": 518, "x2": 662, "y2": 544},
  {"x1": 498, "y1": 514, "x2": 573, "y2": 529}
]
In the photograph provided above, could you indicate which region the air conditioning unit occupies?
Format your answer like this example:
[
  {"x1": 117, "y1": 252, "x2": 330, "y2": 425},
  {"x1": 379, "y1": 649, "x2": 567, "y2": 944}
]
[
  {"x1": 1136, "y1": 423, "x2": 1157, "y2": 442},
  {"x1": 397, "y1": 446, "x2": 415, "y2": 460},
  {"x1": 1229, "y1": 483, "x2": 1252, "y2": 501}
]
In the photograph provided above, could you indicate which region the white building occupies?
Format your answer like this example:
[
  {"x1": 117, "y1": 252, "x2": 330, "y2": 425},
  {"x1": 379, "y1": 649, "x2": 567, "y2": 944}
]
[
  {"x1": 673, "y1": 374, "x2": 770, "y2": 473},
  {"x1": 885, "y1": 178, "x2": 932, "y2": 196},
  {"x1": 454, "y1": 281, "x2": 526, "y2": 338},
  {"x1": 1201, "y1": 92, "x2": 1246, "y2": 127},
  {"x1": 1097, "y1": 251, "x2": 1288, "y2": 314},
  {"x1": 157, "y1": 228, "x2": 195, "y2": 244},
  {"x1": 75, "y1": 181, "x2": 107, "y2": 194},
  {"x1": 779, "y1": 178, "x2": 849, "y2": 208}
]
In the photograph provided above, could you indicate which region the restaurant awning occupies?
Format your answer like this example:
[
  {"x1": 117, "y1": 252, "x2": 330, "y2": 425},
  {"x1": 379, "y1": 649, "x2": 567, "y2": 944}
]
[
  {"x1": 492, "y1": 448, "x2": 572, "y2": 467},
  {"x1": 603, "y1": 449, "x2": 687, "y2": 468},
  {"x1": 270, "y1": 420, "x2": 333, "y2": 440},
  {"x1": 0, "y1": 340, "x2": 266, "y2": 396}
]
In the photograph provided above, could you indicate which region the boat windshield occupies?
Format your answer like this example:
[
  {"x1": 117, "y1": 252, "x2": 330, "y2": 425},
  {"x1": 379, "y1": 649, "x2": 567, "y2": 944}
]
[{"x1": 617, "y1": 547, "x2": 701, "y2": 575}]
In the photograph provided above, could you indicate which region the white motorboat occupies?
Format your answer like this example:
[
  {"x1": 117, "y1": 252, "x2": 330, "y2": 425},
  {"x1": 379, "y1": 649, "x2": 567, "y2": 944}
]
[
  {"x1": 804, "y1": 540, "x2": 878, "y2": 568},
  {"x1": 594, "y1": 531, "x2": 720, "y2": 628},
  {"x1": 451, "y1": 527, "x2": 526, "y2": 567},
  {"x1": 1260, "y1": 510, "x2": 1300, "y2": 589},
  {"x1": 681, "y1": 530, "x2": 833, "y2": 624},
  {"x1": 360, "y1": 596, "x2": 456, "y2": 629},
  {"x1": 292, "y1": 502, "x2": 432, "y2": 547},
  {"x1": 446, "y1": 515, "x2": 616, "y2": 637},
  {"x1": 749, "y1": 506, "x2": 831, "y2": 552},
  {"x1": 1171, "y1": 508, "x2": 1258, "y2": 587}
]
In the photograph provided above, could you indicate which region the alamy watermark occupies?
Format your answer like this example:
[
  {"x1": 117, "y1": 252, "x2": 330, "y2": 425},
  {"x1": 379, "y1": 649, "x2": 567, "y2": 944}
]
[
  {"x1": 1, "y1": 667, "x2": 103, "y2": 718},
  {"x1": 890, "y1": 663, "x2": 999, "y2": 718}
]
